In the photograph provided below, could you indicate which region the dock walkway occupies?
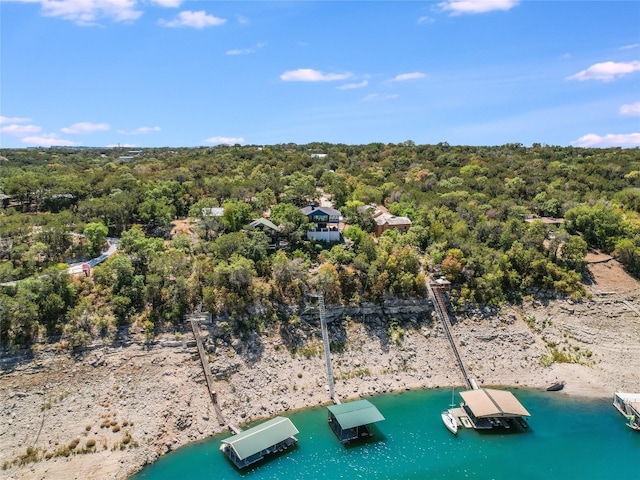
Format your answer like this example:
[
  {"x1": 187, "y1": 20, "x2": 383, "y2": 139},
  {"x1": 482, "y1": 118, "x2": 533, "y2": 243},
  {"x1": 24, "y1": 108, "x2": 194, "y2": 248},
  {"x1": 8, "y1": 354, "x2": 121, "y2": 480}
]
[
  {"x1": 427, "y1": 283, "x2": 473, "y2": 390},
  {"x1": 186, "y1": 313, "x2": 240, "y2": 435}
]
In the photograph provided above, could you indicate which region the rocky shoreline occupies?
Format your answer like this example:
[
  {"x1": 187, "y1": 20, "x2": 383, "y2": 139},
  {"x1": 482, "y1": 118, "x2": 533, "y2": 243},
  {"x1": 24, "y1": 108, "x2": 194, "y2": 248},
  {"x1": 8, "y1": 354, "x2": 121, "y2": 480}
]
[{"x1": 1, "y1": 293, "x2": 639, "y2": 480}]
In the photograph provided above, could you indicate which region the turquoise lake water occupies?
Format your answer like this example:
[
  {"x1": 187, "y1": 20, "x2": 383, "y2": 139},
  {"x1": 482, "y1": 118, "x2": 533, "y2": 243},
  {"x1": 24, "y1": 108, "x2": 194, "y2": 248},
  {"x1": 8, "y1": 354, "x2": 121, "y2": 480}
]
[{"x1": 132, "y1": 389, "x2": 639, "y2": 480}]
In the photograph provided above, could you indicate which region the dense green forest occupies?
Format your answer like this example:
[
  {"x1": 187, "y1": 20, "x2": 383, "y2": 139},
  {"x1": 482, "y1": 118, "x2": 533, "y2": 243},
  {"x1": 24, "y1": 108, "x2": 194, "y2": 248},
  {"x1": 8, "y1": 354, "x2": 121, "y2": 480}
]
[{"x1": 1, "y1": 142, "x2": 639, "y2": 350}]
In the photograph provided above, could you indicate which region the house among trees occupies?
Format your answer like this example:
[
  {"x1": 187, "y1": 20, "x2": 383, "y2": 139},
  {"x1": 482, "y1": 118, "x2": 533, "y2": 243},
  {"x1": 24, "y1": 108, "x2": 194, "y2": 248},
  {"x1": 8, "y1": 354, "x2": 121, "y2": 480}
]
[
  {"x1": 525, "y1": 215, "x2": 564, "y2": 226},
  {"x1": 358, "y1": 204, "x2": 412, "y2": 236},
  {"x1": 301, "y1": 204, "x2": 342, "y2": 242},
  {"x1": 247, "y1": 218, "x2": 281, "y2": 249},
  {"x1": 201, "y1": 207, "x2": 224, "y2": 217},
  {"x1": 374, "y1": 212, "x2": 412, "y2": 236},
  {"x1": 0, "y1": 194, "x2": 11, "y2": 209}
]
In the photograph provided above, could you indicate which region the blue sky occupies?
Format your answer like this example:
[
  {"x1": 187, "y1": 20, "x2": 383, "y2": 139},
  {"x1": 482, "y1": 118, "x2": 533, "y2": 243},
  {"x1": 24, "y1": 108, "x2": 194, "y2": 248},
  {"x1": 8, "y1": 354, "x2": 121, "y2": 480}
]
[{"x1": 1, "y1": 0, "x2": 639, "y2": 148}]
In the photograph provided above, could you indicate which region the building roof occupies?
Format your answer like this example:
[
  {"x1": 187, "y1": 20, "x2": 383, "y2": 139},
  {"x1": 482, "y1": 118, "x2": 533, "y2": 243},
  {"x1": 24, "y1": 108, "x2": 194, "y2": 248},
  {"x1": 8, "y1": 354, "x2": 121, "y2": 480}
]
[
  {"x1": 615, "y1": 392, "x2": 640, "y2": 403},
  {"x1": 220, "y1": 416, "x2": 299, "y2": 461},
  {"x1": 301, "y1": 205, "x2": 341, "y2": 217},
  {"x1": 374, "y1": 213, "x2": 412, "y2": 227},
  {"x1": 248, "y1": 218, "x2": 279, "y2": 231},
  {"x1": 201, "y1": 207, "x2": 224, "y2": 217},
  {"x1": 327, "y1": 399, "x2": 385, "y2": 429},
  {"x1": 460, "y1": 388, "x2": 531, "y2": 418},
  {"x1": 525, "y1": 215, "x2": 564, "y2": 225}
]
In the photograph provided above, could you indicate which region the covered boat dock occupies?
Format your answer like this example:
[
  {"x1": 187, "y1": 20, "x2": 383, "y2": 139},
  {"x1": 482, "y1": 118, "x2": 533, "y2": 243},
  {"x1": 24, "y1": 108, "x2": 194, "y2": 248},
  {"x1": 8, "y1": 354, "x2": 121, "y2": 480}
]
[
  {"x1": 220, "y1": 416, "x2": 299, "y2": 469},
  {"x1": 458, "y1": 388, "x2": 531, "y2": 429},
  {"x1": 327, "y1": 399, "x2": 385, "y2": 443},
  {"x1": 613, "y1": 392, "x2": 640, "y2": 431}
]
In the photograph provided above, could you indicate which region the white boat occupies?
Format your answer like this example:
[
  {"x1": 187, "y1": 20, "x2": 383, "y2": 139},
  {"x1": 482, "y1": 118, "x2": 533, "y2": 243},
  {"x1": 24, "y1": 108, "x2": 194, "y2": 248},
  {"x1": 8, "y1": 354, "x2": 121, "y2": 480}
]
[{"x1": 441, "y1": 410, "x2": 458, "y2": 434}]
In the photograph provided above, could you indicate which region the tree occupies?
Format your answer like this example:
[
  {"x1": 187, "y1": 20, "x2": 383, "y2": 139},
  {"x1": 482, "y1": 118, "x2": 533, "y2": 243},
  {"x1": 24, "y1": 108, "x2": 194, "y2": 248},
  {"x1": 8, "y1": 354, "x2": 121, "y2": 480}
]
[
  {"x1": 314, "y1": 263, "x2": 342, "y2": 304},
  {"x1": 221, "y1": 199, "x2": 253, "y2": 232},
  {"x1": 271, "y1": 250, "x2": 308, "y2": 302},
  {"x1": 441, "y1": 248, "x2": 465, "y2": 283},
  {"x1": 282, "y1": 171, "x2": 316, "y2": 207},
  {"x1": 613, "y1": 238, "x2": 640, "y2": 277},
  {"x1": 270, "y1": 203, "x2": 309, "y2": 245},
  {"x1": 84, "y1": 221, "x2": 108, "y2": 257},
  {"x1": 138, "y1": 198, "x2": 176, "y2": 227},
  {"x1": 212, "y1": 232, "x2": 249, "y2": 259},
  {"x1": 565, "y1": 203, "x2": 626, "y2": 252},
  {"x1": 213, "y1": 254, "x2": 256, "y2": 293},
  {"x1": 560, "y1": 235, "x2": 588, "y2": 272},
  {"x1": 64, "y1": 299, "x2": 94, "y2": 349},
  {"x1": 119, "y1": 225, "x2": 165, "y2": 272}
]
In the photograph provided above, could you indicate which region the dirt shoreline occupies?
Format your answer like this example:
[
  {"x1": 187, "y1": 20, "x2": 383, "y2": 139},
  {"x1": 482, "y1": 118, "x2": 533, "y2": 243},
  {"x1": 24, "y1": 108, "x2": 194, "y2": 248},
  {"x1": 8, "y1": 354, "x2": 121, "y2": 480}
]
[{"x1": 1, "y1": 290, "x2": 639, "y2": 480}]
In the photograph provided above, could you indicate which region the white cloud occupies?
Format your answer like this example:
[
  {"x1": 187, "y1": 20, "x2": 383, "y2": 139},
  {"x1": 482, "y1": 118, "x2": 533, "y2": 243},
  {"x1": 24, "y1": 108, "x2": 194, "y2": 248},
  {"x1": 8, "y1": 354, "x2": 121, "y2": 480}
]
[
  {"x1": 204, "y1": 136, "x2": 244, "y2": 145},
  {"x1": 362, "y1": 93, "x2": 399, "y2": 102},
  {"x1": 226, "y1": 42, "x2": 265, "y2": 56},
  {"x1": 417, "y1": 16, "x2": 435, "y2": 24},
  {"x1": 0, "y1": 115, "x2": 33, "y2": 124},
  {"x1": 439, "y1": 0, "x2": 519, "y2": 15},
  {"x1": 337, "y1": 80, "x2": 368, "y2": 90},
  {"x1": 0, "y1": 124, "x2": 42, "y2": 136},
  {"x1": 572, "y1": 133, "x2": 640, "y2": 148},
  {"x1": 160, "y1": 10, "x2": 226, "y2": 28},
  {"x1": 117, "y1": 126, "x2": 161, "y2": 135},
  {"x1": 280, "y1": 69, "x2": 353, "y2": 82},
  {"x1": 567, "y1": 61, "x2": 640, "y2": 82},
  {"x1": 37, "y1": 0, "x2": 142, "y2": 26},
  {"x1": 61, "y1": 122, "x2": 110, "y2": 134},
  {"x1": 226, "y1": 48, "x2": 250, "y2": 56},
  {"x1": 390, "y1": 72, "x2": 427, "y2": 82},
  {"x1": 21, "y1": 134, "x2": 76, "y2": 147},
  {"x1": 150, "y1": 0, "x2": 182, "y2": 7},
  {"x1": 620, "y1": 44, "x2": 639, "y2": 50},
  {"x1": 619, "y1": 102, "x2": 640, "y2": 116}
]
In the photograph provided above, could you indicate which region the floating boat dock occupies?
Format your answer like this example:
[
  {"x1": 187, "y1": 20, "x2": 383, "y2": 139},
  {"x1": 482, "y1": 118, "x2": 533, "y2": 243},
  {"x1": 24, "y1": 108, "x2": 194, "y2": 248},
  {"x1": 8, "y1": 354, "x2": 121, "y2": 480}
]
[
  {"x1": 220, "y1": 416, "x2": 299, "y2": 469},
  {"x1": 327, "y1": 399, "x2": 385, "y2": 443},
  {"x1": 447, "y1": 388, "x2": 531, "y2": 430},
  {"x1": 613, "y1": 392, "x2": 640, "y2": 431}
]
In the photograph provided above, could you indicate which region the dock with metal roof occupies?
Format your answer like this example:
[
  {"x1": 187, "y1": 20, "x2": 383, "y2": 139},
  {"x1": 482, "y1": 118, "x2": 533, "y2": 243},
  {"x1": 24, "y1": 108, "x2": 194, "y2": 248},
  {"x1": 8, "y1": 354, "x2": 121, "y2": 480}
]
[
  {"x1": 220, "y1": 416, "x2": 299, "y2": 469},
  {"x1": 327, "y1": 399, "x2": 385, "y2": 443},
  {"x1": 456, "y1": 388, "x2": 531, "y2": 429}
]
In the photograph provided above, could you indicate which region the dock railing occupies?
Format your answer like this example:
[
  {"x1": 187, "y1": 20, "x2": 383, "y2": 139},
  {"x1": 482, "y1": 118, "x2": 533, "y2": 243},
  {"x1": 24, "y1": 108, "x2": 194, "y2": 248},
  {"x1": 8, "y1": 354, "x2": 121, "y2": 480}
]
[
  {"x1": 427, "y1": 283, "x2": 473, "y2": 390},
  {"x1": 309, "y1": 292, "x2": 340, "y2": 404},
  {"x1": 186, "y1": 313, "x2": 241, "y2": 434}
]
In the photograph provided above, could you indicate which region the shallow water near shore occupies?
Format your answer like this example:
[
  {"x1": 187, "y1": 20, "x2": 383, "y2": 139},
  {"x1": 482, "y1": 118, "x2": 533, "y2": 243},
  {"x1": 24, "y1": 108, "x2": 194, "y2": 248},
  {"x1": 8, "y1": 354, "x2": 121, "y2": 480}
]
[{"x1": 131, "y1": 388, "x2": 639, "y2": 480}]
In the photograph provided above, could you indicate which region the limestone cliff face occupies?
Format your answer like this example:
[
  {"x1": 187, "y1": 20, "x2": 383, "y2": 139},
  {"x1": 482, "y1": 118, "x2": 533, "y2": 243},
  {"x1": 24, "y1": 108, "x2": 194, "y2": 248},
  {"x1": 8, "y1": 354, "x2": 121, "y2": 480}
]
[{"x1": 302, "y1": 298, "x2": 434, "y2": 324}]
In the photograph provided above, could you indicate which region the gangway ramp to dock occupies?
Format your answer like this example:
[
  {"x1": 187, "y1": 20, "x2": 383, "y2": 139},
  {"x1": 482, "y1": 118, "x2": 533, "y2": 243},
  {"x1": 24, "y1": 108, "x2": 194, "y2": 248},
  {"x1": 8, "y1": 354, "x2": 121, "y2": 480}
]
[
  {"x1": 427, "y1": 282, "x2": 473, "y2": 390},
  {"x1": 186, "y1": 313, "x2": 240, "y2": 435},
  {"x1": 308, "y1": 292, "x2": 341, "y2": 405}
]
